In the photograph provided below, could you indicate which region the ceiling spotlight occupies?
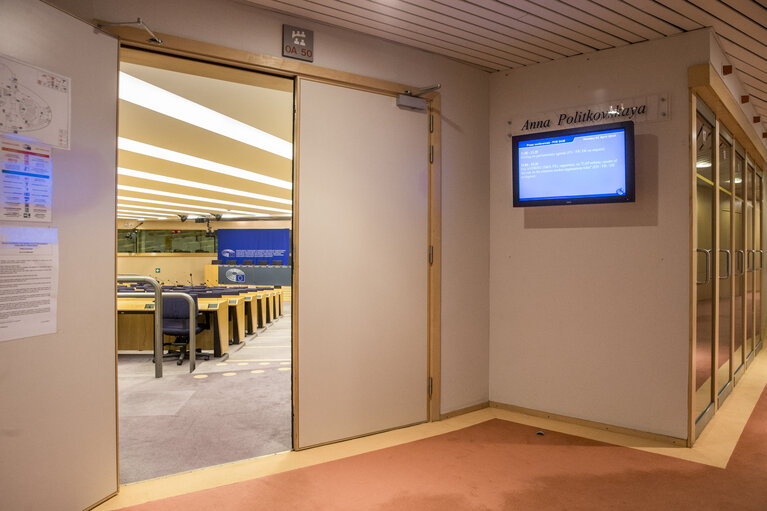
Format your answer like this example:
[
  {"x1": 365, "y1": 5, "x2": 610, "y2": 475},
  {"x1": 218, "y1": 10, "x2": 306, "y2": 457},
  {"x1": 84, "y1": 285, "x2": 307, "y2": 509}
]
[{"x1": 178, "y1": 214, "x2": 188, "y2": 222}]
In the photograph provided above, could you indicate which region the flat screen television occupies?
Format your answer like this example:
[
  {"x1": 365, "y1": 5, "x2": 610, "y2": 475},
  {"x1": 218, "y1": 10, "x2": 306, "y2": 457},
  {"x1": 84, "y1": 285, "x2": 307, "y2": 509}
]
[{"x1": 512, "y1": 120, "x2": 635, "y2": 207}]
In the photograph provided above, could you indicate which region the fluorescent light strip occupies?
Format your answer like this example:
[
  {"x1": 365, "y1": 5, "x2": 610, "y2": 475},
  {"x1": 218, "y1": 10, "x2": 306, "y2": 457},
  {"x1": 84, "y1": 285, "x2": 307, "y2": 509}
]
[
  {"x1": 117, "y1": 209, "x2": 169, "y2": 219},
  {"x1": 118, "y1": 185, "x2": 291, "y2": 214},
  {"x1": 117, "y1": 202, "x2": 246, "y2": 218},
  {"x1": 118, "y1": 196, "x2": 269, "y2": 217},
  {"x1": 119, "y1": 72, "x2": 292, "y2": 160},
  {"x1": 118, "y1": 138, "x2": 292, "y2": 190},
  {"x1": 118, "y1": 167, "x2": 292, "y2": 206}
]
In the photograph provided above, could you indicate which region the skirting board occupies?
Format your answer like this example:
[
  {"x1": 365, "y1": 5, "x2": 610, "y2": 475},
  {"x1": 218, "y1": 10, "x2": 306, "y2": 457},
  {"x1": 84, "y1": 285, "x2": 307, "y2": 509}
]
[
  {"x1": 488, "y1": 401, "x2": 687, "y2": 446},
  {"x1": 440, "y1": 402, "x2": 490, "y2": 420}
]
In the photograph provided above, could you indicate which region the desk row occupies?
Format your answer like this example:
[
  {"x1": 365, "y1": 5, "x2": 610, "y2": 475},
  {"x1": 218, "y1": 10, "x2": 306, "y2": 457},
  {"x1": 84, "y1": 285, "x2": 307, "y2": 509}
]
[{"x1": 117, "y1": 286, "x2": 284, "y2": 357}]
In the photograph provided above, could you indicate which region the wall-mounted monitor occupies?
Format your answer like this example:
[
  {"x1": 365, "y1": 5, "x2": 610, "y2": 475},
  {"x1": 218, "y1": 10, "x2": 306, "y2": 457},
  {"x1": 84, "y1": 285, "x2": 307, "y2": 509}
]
[{"x1": 512, "y1": 121, "x2": 635, "y2": 207}]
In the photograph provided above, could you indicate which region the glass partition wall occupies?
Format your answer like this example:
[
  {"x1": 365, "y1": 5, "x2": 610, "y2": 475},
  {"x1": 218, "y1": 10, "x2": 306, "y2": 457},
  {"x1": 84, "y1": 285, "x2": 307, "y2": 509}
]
[{"x1": 694, "y1": 97, "x2": 765, "y2": 439}]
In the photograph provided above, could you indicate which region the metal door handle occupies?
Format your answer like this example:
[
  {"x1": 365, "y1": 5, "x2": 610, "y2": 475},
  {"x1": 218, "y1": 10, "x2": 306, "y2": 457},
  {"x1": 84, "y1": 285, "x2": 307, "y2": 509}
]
[
  {"x1": 748, "y1": 249, "x2": 755, "y2": 272},
  {"x1": 736, "y1": 249, "x2": 746, "y2": 275},
  {"x1": 719, "y1": 249, "x2": 731, "y2": 279},
  {"x1": 697, "y1": 248, "x2": 711, "y2": 285},
  {"x1": 758, "y1": 250, "x2": 764, "y2": 271}
]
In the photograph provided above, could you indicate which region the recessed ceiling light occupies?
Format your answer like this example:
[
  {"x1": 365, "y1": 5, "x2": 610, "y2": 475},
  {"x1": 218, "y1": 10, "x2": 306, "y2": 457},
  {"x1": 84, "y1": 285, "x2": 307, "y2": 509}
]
[
  {"x1": 118, "y1": 137, "x2": 292, "y2": 190},
  {"x1": 118, "y1": 184, "x2": 292, "y2": 214},
  {"x1": 119, "y1": 72, "x2": 292, "y2": 159},
  {"x1": 696, "y1": 162, "x2": 712, "y2": 168},
  {"x1": 118, "y1": 167, "x2": 292, "y2": 205}
]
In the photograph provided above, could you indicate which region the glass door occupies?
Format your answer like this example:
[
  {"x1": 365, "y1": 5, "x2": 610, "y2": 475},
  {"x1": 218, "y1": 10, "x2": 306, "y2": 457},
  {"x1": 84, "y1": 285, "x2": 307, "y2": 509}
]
[
  {"x1": 746, "y1": 162, "x2": 756, "y2": 363},
  {"x1": 717, "y1": 133, "x2": 734, "y2": 398},
  {"x1": 755, "y1": 170, "x2": 763, "y2": 352},
  {"x1": 734, "y1": 150, "x2": 746, "y2": 377},
  {"x1": 695, "y1": 111, "x2": 715, "y2": 422}
]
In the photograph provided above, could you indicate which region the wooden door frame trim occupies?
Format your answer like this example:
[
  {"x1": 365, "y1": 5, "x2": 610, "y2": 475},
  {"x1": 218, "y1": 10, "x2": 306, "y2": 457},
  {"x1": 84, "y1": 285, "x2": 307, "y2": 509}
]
[{"x1": 107, "y1": 26, "x2": 443, "y2": 452}]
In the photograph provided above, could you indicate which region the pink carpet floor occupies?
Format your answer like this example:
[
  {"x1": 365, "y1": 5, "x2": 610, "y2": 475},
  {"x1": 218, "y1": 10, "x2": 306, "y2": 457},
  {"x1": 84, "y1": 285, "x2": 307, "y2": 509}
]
[{"x1": 118, "y1": 389, "x2": 767, "y2": 510}]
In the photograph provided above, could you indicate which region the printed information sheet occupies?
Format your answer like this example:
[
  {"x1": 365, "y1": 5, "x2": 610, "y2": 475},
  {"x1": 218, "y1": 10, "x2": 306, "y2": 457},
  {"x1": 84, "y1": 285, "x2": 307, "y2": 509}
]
[
  {"x1": 0, "y1": 53, "x2": 71, "y2": 149},
  {"x1": 0, "y1": 226, "x2": 58, "y2": 342},
  {"x1": 1, "y1": 136, "x2": 53, "y2": 221}
]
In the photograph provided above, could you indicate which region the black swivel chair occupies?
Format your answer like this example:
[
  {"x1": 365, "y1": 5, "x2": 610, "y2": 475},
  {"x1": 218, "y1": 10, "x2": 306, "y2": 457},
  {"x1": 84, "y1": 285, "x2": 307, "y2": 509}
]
[{"x1": 162, "y1": 295, "x2": 210, "y2": 365}]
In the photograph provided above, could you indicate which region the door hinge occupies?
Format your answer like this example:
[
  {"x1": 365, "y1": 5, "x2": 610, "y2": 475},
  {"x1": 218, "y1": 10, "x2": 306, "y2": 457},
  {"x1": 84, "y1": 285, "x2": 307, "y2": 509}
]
[
  {"x1": 429, "y1": 245, "x2": 434, "y2": 265},
  {"x1": 428, "y1": 377, "x2": 433, "y2": 397}
]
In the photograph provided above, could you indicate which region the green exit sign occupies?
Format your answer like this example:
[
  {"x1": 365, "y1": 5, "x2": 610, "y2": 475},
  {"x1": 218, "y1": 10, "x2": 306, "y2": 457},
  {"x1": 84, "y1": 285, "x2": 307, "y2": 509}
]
[{"x1": 154, "y1": 268, "x2": 161, "y2": 273}]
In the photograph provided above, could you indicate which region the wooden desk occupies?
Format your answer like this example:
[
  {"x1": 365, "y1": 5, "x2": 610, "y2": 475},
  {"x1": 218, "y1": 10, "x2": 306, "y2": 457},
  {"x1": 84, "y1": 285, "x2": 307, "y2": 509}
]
[
  {"x1": 117, "y1": 297, "x2": 228, "y2": 356},
  {"x1": 222, "y1": 295, "x2": 246, "y2": 343}
]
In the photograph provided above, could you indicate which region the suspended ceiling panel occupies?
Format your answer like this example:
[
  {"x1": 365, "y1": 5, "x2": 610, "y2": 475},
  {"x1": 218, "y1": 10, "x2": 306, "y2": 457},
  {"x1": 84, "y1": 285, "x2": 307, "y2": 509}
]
[
  {"x1": 244, "y1": 0, "x2": 767, "y2": 147},
  {"x1": 118, "y1": 49, "x2": 293, "y2": 222}
]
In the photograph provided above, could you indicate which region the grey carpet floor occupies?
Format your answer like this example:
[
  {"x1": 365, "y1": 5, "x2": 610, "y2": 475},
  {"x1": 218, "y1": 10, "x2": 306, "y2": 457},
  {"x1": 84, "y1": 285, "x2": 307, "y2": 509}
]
[{"x1": 118, "y1": 306, "x2": 292, "y2": 483}]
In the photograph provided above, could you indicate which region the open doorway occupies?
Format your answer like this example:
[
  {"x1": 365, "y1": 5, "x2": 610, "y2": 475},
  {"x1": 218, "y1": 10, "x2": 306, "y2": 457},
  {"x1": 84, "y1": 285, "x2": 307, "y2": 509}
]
[{"x1": 115, "y1": 49, "x2": 293, "y2": 483}]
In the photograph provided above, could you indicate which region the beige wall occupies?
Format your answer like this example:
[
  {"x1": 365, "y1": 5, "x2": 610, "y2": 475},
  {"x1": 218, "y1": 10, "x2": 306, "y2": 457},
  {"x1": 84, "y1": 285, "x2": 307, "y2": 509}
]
[
  {"x1": 118, "y1": 254, "x2": 213, "y2": 285},
  {"x1": 489, "y1": 30, "x2": 712, "y2": 439},
  {"x1": 51, "y1": 0, "x2": 491, "y2": 414}
]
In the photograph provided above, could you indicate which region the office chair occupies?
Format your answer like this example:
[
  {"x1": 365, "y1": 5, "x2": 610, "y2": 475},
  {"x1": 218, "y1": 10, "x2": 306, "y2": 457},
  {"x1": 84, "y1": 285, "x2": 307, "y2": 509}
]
[
  {"x1": 161, "y1": 295, "x2": 210, "y2": 365},
  {"x1": 241, "y1": 259, "x2": 254, "y2": 265},
  {"x1": 256, "y1": 260, "x2": 269, "y2": 266}
]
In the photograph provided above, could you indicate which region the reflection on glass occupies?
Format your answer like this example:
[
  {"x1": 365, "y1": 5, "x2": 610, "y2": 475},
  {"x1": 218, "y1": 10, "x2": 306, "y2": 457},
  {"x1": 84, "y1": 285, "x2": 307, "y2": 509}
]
[
  {"x1": 717, "y1": 137, "x2": 733, "y2": 394},
  {"x1": 696, "y1": 116, "x2": 714, "y2": 181},
  {"x1": 734, "y1": 154, "x2": 745, "y2": 374},
  {"x1": 695, "y1": 112, "x2": 715, "y2": 420},
  {"x1": 756, "y1": 172, "x2": 762, "y2": 350},
  {"x1": 747, "y1": 164, "x2": 755, "y2": 359}
]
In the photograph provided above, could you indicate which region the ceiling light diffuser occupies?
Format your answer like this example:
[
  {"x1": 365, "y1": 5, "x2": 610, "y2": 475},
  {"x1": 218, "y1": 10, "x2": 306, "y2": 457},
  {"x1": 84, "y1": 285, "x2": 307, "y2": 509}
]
[
  {"x1": 118, "y1": 184, "x2": 292, "y2": 214},
  {"x1": 119, "y1": 72, "x2": 292, "y2": 159},
  {"x1": 117, "y1": 196, "x2": 268, "y2": 216},
  {"x1": 118, "y1": 137, "x2": 292, "y2": 190},
  {"x1": 118, "y1": 168, "x2": 292, "y2": 205}
]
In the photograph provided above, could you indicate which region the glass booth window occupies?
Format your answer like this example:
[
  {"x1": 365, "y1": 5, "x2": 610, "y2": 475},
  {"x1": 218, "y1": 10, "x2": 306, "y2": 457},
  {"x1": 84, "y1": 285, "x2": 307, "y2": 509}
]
[{"x1": 117, "y1": 230, "x2": 217, "y2": 253}]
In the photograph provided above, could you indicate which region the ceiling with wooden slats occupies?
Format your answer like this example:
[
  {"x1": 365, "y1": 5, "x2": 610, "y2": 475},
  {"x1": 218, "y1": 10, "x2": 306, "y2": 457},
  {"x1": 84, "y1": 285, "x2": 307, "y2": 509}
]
[{"x1": 244, "y1": 0, "x2": 767, "y2": 146}]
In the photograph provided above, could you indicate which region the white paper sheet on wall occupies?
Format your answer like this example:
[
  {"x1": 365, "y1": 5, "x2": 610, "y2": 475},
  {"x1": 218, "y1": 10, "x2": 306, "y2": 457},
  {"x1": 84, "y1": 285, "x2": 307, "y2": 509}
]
[
  {"x1": 1, "y1": 137, "x2": 52, "y2": 222},
  {"x1": 0, "y1": 226, "x2": 58, "y2": 342}
]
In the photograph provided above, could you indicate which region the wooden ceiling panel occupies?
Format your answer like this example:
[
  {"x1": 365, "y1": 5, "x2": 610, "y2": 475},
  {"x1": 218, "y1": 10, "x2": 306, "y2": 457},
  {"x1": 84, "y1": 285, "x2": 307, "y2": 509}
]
[
  {"x1": 121, "y1": 62, "x2": 294, "y2": 141},
  {"x1": 118, "y1": 151, "x2": 292, "y2": 201},
  {"x1": 118, "y1": 54, "x2": 294, "y2": 221},
  {"x1": 433, "y1": 0, "x2": 600, "y2": 54},
  {"x1": 242, "y1": 0, "x2": 767, "y2": 152},
  {"x1": 118, "y1": 102, "x2": 292, "y2": 183}
]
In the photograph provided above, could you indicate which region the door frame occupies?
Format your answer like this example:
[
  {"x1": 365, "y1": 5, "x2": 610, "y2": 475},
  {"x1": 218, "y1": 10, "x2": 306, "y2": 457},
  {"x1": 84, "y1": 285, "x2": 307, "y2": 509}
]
[
  {"x1": 688, "y1": 64, "x2": 767, "y2": 444},
  {"x1": 105, "y1": 25, "x2": 442, "y2": 456}
]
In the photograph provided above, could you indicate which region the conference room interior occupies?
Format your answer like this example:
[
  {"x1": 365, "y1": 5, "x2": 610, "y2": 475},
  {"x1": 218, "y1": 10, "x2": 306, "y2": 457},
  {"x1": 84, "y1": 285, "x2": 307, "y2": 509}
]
[{"x1": 115, "y1": 48, "x2": 294, "y2": 483}]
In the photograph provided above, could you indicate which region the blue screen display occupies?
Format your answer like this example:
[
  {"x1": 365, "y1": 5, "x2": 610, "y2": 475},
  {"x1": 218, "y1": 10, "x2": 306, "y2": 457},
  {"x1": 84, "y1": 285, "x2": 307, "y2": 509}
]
[{"x1": 515, "y1": 125, "x2": 631, "y2": 203}]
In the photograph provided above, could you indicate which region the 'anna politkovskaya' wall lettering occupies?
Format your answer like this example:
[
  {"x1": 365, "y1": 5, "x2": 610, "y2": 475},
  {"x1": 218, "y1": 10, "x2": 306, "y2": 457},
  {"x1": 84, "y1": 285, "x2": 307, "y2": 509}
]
[{"x1": 507, "y1": 94, "x2": 669, "y2": 136}]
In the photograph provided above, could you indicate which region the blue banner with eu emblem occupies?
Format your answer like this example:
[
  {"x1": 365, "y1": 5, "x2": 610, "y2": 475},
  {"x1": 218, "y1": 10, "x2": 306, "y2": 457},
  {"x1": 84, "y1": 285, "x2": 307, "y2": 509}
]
[{"x1": 217, "y1": 229, "x2": 290, "y2": 265}]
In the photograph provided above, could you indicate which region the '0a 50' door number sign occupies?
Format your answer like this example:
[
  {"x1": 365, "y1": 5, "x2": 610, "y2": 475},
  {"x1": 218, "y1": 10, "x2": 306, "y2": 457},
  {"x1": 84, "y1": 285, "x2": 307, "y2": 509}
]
[{"x1": 282, "y1": 25, "x2": 314, "y2": 62}]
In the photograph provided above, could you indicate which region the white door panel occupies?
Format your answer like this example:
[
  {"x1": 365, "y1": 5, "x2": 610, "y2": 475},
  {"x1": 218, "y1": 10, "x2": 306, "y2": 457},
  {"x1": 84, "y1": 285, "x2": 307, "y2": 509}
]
[
  {"x1": 297, "y1": 80, "x2": 428, "y2": 447},
  {"x1": 0, "y1": 1, "x2": 118, "y2": 509}
]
